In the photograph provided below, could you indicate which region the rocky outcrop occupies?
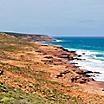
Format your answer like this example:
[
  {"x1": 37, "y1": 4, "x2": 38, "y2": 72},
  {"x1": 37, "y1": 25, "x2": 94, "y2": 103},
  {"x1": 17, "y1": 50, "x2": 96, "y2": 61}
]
[
  {"x1": 71, "y1": 75, "x2": 94, "y2": 84},
  {"x1": 0, "y1": 32, "x2": 53, "y2": 42},
  {"x1": 56, "y1": 70, "x2": 70, "y2": 78}
]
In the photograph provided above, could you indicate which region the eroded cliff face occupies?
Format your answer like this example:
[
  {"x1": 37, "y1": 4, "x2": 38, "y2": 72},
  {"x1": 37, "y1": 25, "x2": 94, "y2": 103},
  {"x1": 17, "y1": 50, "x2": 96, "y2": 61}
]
[
  {"x1": 0, "y1": 32, "x2": 53, "y2": 42},
  {"x1": 0, "y1": 33, "x2": 104, "y2": 104}
]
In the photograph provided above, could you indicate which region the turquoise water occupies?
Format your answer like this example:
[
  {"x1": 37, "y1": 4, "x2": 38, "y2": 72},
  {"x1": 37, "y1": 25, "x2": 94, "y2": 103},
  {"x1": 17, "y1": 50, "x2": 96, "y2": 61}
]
[
  {"x1": 46, "y1": 37, "x2": 104, "y2": 81},
  {"x1": 49, "y1": 37, "x2": 104, "y2": 52}
]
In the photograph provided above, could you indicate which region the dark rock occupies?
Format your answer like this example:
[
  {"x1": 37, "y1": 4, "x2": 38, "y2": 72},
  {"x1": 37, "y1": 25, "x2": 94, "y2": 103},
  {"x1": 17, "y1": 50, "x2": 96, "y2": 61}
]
[
  {"x1": 83, "y1": 71, "x2": 93, "y2": 74},
  {"x1": 82, "y1": 71, "x2": 101, "y2": 76},
  {"x1": 44, "y1": 56, "x2": 53, "y2": 59},
  {"x1": 84, "y1": 74, "x2": 91, "y2": 77},
  {"x1": 73, "y1": 58, "x2": 82, "y2": 60},
  {"x1": 70, "y1": 51, "x2": 76, "y2": 53},
  {"x1": 60, "y1": 70, "x2": 70, "y2": 75},
  {"x1": 58, "y1": 47, "x2": 70, "y2": 52},
  {"x1": 102, "y1": 89, "x2": 104, "y2": 91},
  {"x1": 76, "y1": 70, "x2": 85, "y2": 74},
  {"x1": 71, "y1": 76, "x2": 81, "y2": 83},
  {"x1": 76, "y1": 70, "x2": 97, "y2": 78},
  {"x1": 94, "y1": 72, "x2": 101, "y2": 74},
  {"x1": 91, "y1": 78, "x2": 95, "y2": 81},
  {"x1": 56, "y1": 70, "x2": 70, "y2": 78},
  {"x1": 79, "y1": 80, "x2": 86, "y2": 84},
  {"x1": 71, "y1": 78, "x2": 75, "y2": 82},
  {"x1": 68, "y1": 57, "x2": 74, "y2": 60},
  {"x1": 71, "y1": 75, "x2": 94, "y2": 84},
  {"x1": 78, "y1": 55, "x2": 82, "y2": 57},
  {"x1": 42, "y1": 60, "x2": 53, "y2": 64},
  {"x1": 70, "y1": 62, "x2": 78, "y2": 65},
  {"x1": 35, "y1": 50, "x2": 42, "y2": 53},
  {"x1": 82, "y1": 53, "x2": 85, "y2": 55},
  {"x1": 56, "y1": 74, "x2": 63, "y2": 78},
  {"x1": 73, "y1": 66, "x2": 80, "y2": 68}
]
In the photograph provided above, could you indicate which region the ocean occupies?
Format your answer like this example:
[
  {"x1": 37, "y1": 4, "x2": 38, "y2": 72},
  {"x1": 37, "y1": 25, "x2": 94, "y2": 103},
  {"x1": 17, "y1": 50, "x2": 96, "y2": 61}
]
[{"x1": 46, "y1": 37, "x2": 104, "y2": 81}]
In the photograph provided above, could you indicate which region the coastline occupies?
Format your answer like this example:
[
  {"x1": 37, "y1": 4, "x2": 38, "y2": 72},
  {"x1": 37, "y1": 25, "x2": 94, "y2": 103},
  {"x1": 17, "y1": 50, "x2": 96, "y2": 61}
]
[
  {"x1": 36, "y1": 42, "x2": 104, "y2": 88},
  {"x1": 0, "y1": 33, "x2": 104, "y2": 103},
  {"x1": 49, "y1": 37, "x2": 104, "y2": 81},
  {"x1": 39, "y1": 40, "x2": 104, "y2": 95}
]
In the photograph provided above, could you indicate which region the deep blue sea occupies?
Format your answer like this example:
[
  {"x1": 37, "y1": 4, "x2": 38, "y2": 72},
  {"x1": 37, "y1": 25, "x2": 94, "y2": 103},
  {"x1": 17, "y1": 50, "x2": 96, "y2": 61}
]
[{"x1": 46, "y1": 37, "x2": 104, "y2": 81}]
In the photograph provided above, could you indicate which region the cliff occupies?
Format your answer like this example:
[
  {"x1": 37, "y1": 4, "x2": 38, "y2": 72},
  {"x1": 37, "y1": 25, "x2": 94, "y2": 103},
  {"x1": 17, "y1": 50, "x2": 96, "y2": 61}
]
[{"x1": 0, "y1": 32, "x2": 53, "y2": 42}]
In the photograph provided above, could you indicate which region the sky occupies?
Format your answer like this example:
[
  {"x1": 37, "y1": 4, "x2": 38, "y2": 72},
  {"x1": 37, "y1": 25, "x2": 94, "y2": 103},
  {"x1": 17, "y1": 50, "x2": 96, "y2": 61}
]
[{"x1": 0, "y1": 0, "x2": 104, "y2": 36}]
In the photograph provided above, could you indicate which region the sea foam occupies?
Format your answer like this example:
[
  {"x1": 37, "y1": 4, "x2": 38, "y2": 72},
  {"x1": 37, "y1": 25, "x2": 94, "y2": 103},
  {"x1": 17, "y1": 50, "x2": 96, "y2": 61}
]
[{"x1": 69, "y1": 48, "x2": 104, "y2": 81}]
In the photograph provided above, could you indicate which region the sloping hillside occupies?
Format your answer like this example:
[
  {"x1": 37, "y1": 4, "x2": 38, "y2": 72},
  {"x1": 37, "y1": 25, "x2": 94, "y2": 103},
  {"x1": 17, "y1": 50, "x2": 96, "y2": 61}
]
[{"x1": 0, "y1": 33, "x2": 104, "y2": 104}]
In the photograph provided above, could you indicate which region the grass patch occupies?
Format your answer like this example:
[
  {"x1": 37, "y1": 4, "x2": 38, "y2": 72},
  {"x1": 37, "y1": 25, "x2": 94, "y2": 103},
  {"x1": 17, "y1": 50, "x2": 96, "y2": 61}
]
[
  {"x1": 0, "y1": 53, "x2": 17, "y2": 61},
  {"x1": 35, "y1": 78, "x2": 63, "y2": 87},
  {"x1": 0, "y1": 63, "x2": 25, "y2": 74},
  {"x1": 41, "y1": 88, "x2": 70, "y2": 104},
  {"x1": 0, "y1": 83, "x2": 53, "y2": 104},
  {"x1": 0, "y1": 45, "x2": 17, "y2": 52},
  {"x1": 0, "y1": 82, "x2": 83, "y2": 104},
  {"x1": 7, "y1": 66, "x2": 25, "y2": 74}
]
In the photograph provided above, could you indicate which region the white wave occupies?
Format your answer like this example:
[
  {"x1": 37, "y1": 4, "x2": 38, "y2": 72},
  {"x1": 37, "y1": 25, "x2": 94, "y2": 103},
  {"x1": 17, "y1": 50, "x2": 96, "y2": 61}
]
[
  {"x1": 67, "y1": 48, "x2": 104, "y2": 55},
  {"x1": 55, "y1": 39, "x2": 63, "y2": 42},
  {"x1": 68, "y1": 48, "x2": 104, "y2": 81}
]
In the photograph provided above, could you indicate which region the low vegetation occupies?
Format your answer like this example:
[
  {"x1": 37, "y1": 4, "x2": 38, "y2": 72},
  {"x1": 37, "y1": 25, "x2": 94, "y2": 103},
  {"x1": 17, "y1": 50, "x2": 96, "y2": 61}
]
[{"x1": 0, "y1": 33, "x2": 103, "y2": 104}]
